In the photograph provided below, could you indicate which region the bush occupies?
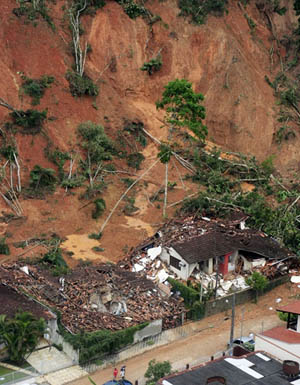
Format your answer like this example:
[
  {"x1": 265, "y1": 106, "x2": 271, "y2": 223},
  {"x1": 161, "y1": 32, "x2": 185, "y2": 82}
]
[
  {"x1": 145, "y1": 359, "x2": 172, "y2": 384},
  {"x1": 0, "y1": 237, "x2": 10, "y2": 255},
  {"x1": 123, "y1": 120, "x2": 147, "y2": 147},
  {"x1": 92, "y1": 198, "x2": 106, "y2": 219},
  {"x1": 127, "y1": 152, "x2": 145, "y2": 169},
  {"x1": 21, "y1": 75, "x2": 54, "y2": 105},
  {"x1": 30, "y1": 165, "x2": 57, "y2": 191},
  {"x1": 178, "y1": 0, "x2": 228, "y2": 24},
  {"x1": 116, "y1": 0, "x2": 147, "y2": 18},
  {"x1": 246, "y1": 272, "x2": 268, "y2": 303},
  {"x1": 10, "y1": 109, "x2": 47, "y2": 134},
  {"x1": 66, "y1": 71, "x2": 99, "y2": 97},
  {"x1": 12, "y1": 0, "x2": 55, "y2": 30},
  {"x1": 168, "y1": 277, "x2": 199, "y2": 306},
  {"x1": 140, "y1": 56, "x2": 162, "y2": 75},
  {"x1": 63, "y1": 323, "x2": 148, "y2": 363}
]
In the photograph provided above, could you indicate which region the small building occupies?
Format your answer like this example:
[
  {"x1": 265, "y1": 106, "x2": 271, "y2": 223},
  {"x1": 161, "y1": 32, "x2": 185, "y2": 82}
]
[
  {"x1": 255, "y1": 300, "x2": 300, "y2": 364},
  {"x1": 155, "y1": 217, "x2": 292, "y2": 281},
  {"x1": 157, "y1": 351, "x2": 300, "y2": 385}
]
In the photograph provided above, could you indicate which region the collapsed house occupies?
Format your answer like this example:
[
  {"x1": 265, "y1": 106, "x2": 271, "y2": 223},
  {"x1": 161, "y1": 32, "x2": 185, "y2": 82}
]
[
  {"x1": 126, "y1": 214, "x2": 294, "y2": 295},
  {"x1": 0, "y1": 262, "x2": 184, "y2": 336}
]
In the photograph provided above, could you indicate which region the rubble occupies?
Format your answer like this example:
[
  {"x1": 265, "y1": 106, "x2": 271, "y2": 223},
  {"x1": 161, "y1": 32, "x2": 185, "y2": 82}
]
[
  {"x1": 124, "y1": 215, "x2": 295, "y2": 298},
  {"x1": 0, "y1": 262, "x2": 185, "y2": 333}
]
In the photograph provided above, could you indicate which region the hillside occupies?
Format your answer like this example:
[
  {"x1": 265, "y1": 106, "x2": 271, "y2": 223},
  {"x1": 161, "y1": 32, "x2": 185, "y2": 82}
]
[{"x1": 0, "y1": 0, "x2": 299, "y2": 264}]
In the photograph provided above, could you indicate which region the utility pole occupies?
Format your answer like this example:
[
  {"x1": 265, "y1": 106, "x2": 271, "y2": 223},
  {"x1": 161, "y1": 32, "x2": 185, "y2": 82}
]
[
  {"x1": 214, "y1": 256, "x2": 219, "y2": 299},
  {"x1": 240, "y1": 307, "x2": 245, "y2": 338},
  {"x1": 229, "y1": 293, "x2": 236, "y2": 349}
]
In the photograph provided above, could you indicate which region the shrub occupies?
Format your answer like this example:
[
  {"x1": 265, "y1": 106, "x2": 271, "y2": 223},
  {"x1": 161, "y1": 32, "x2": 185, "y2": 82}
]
[
  {"x1": 140, "y1": 56, "x2": 162, "y2": 75},
  {"x1": 42, "y1": 247, "x2": 69, "y2": 275},
  {"x1": 123, "y1": 120, "x2": 147, "y2": 147},
  {"x1": 63, "y1": 323, "x2": 148, "y2": 363},
  {"x1": 246, "y1": 272, "x2": 268, "y2": 303},
  {"x1": 116, "y1": 0, "x2": 147, "y2": 18},
  {"x1": 0, "y1": 237, "x2": 10, "y2": 255},
  {"x1": 178, "y1": 0, "x2": 228, "y2": 24},
  {"x1": 88, "y1": 232, "x2": 102, "y2": 240},
  {"x1": 12, "y1": 0, "x2": 55, "y2": 30},
  {"x1": 145, "y1": 359, "x2": 172, "y2": 384},
  {"x1": 10, "y1": 109, "x2": 47, "y2": 134},
  {"x1": 0, "y1": 143, "x2": 18, "y2": 161},
  {"x1": 66, "y1": 71, "x2": 99, "y2": 97},
  {"x1": 21, "y1": 75, "x2": 54, "y2": 105},
  {"x1": 92, "y1": 198, "x2": 106, "y2": 219},
  {"x1": 127, "y1": 152, "x2": 145, "y2": 169},
  {"x1": 167, "y1": 277, "x2": 199, "y2": 306},
  {"x1": 30, "y1": 165, "x2": 57, "y2": 191}
]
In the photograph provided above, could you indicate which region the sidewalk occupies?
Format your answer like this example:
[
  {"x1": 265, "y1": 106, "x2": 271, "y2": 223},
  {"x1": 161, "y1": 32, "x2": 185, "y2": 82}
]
[{"x1": 68, "y1": 282, "x2": 291, "y2": 385}]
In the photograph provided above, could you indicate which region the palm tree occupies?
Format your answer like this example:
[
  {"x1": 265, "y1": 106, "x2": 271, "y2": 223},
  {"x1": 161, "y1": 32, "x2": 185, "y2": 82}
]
[{"x1": 0, "y1": 311, "x2": 46, "y2": 363}]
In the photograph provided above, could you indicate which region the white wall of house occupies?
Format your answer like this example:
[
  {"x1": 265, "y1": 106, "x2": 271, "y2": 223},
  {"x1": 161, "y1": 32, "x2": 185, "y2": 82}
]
[
  {"x1": 255, "y1": 334, "x2": 300, "y2": 364},
  {"x1": 228, "y1": 250, "x2": 238, "y2": 272},
  {"x1": 161, "y1": 247, "x2": 197, "y2": 280}
]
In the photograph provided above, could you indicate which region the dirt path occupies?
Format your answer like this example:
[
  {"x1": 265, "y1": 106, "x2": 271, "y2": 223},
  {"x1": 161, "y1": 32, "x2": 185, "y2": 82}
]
[{"x1": 68, "y1": 283, "x2": 296, "y2": 385}]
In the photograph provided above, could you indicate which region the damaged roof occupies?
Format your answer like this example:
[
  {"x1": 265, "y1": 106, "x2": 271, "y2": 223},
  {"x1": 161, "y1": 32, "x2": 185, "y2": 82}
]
[
  {"x1": 131, "y1": 216, "x2": 293, "y2": 264},
  {"x1": 0, "y1": 262, "x2": 184, "y2": 333},
  {"x1": 0, "y1": 283, "x2": 55, "y2": 321}
]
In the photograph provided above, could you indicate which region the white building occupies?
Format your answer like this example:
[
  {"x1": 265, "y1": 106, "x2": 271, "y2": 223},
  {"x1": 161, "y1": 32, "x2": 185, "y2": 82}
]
[{"x1": 255, "y1": 301, "x2": 300, "y2": 364}]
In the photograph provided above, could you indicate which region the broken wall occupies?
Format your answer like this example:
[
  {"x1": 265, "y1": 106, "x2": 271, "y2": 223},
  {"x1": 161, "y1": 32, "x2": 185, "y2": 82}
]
[{"x1": 133, "y1": 319, "x2": 162, "y2": 343}]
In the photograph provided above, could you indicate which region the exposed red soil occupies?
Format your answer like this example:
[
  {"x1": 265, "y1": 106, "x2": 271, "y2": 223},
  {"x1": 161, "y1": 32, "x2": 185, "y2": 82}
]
[{"x1": 0, "y1": 0, "x2": 299, "y2": 264}]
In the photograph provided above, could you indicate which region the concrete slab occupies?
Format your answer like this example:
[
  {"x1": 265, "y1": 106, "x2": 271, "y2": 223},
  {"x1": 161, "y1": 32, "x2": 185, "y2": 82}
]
[
  {"x1": 27, "y1": 341, "x2": 74, "y2": 374},
  {"x1": 36, "y1": 366, "x2": 88, "y2": 385}
]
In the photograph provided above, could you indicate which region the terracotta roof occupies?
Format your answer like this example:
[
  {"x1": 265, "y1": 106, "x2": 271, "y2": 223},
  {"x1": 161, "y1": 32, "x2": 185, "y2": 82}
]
[
  {"x1": 0, "y1": 263, "x2": 184, "y2": 333},
  {"x1": 276, "y1": 300, "x2": 300, "y2": 315},
  {"x1": 262, "y1": 326, "x2": 300, "y2": 344}
]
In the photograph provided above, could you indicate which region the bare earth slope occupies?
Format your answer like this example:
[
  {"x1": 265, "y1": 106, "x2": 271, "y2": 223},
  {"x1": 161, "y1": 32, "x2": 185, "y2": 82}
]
[{"x1": 0, "y1": 0, "x2": 299, "y2": 262}]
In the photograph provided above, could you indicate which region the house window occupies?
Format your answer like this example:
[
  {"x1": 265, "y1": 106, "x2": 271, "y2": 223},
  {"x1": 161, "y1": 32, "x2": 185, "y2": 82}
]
[{"x1": 170, "y1": 256, "x2": 181, "y2": 270}]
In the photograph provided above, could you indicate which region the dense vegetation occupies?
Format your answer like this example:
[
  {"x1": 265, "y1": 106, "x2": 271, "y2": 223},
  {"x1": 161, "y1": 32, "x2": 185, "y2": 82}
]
[
  {"x1": 0, "y1": 312, "x2": 46, "y2": 364},
  {"x1": 62, "y1": 322, "x2": 148, "y2": 363}
]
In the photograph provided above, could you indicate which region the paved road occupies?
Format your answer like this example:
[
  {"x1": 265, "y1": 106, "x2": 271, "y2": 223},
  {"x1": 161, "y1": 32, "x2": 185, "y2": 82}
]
[{"x1": 68, "y1": 283, "x2": 293, "y2": 385}]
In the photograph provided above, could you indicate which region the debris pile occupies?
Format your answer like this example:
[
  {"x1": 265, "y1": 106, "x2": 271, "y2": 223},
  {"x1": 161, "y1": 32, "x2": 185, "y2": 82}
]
[
  {"x1": 0, "y1": 262, "x2": 184, "y2": 333},
  {"x1": 122, "y1": 215, "x2": 295, "y2": 298}
]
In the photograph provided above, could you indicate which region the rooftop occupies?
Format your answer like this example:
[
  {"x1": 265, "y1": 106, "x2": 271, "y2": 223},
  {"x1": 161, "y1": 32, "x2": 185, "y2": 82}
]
[
  {"x1": 277, "y1": 301, "x2": 300, "y2": 315},
  {"x1": 0, "y1": 262, "x2": 184, "y2": 333},
  {"x1": 158, "y1": 352, "x2": 297, "y2": 385},
  {"x1": 130, "y1": 216, "x2": 293, "y2": 264},
  {"x1": 262, "y1": 326, "x2": 300, "y2": 344},
  {"x1": 0, "y1": 283, "x2": 55, "y2": 321}
]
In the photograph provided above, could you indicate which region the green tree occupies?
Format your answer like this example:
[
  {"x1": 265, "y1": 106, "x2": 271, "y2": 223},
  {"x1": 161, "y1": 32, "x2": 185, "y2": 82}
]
[
  {"x1": 77, "y1": 121, "x2": 115, "y2": 192},
  {"x1": 294, "y1": 0, "x2": 300, "y2": 33},
  {"x1": 246, "y1": 271, "x2": 268, "y2": 303},
  {"x1": 0, "y1": 311, "x2": 46, "y2": 363},
  {"x1": 156, "y1": 79, "x2": 207, "y2": 143},
  {"x1": 145, "y1": 359, "x2": 172, "y2": 384}
]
